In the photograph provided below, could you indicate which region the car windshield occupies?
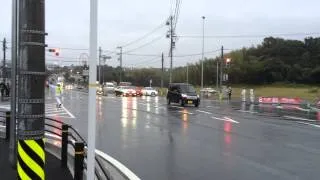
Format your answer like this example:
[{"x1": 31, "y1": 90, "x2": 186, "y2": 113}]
[{"x1": 180, "y1": 85, "x2": 196, "y2": 93}]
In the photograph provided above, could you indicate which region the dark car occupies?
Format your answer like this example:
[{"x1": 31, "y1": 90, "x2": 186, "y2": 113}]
[{"x1": 167, "y1": 83, "x2": 200, "y2": 107}]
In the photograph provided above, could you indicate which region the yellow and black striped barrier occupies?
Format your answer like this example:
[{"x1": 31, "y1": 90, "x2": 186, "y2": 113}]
[{"x1": 17, "y1": 139, "x2": 45, "y2": 180}]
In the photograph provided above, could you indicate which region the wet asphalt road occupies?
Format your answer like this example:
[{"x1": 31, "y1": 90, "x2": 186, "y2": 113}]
[{"x1": 54, "y1": 90, "x2": 320, "y2": 180}]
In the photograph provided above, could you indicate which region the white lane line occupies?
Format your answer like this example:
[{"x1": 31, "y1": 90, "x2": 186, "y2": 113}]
[
  {"x1": 62, "y1": 106, "x2": 76, "y2": 119},
  {"x1": 223, "y1": 116, "x2": 240, "y2": 124},
  {"x1": 0, "y1": 105, "x2": 10, "y2": 110},
  {"x1": 297, "y1": 122, "x2": 320, "y2": 128},
  {"x1": 283, "y1": 115, "x2": 316, "y2": 122},
  {"x1": 171, "y1": 105, "x2": 184, "y2": 109},
  {"x1": 196, "y1": 110, "x2": 212, "y2": 115},
  {"x1": 178, "y1": 111, "x2": 194, "y2": 115},
  {"x1": 211, "y1": 116, "x2": 239, "y2": 124},
  {"x1": 238, "y1": 110, "x2": 258, "y2": 114}
]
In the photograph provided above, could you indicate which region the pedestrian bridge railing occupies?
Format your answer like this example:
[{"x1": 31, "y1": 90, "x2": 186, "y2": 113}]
[{"x1": 0, "y1": 110, "x2": 140, "y2": 180}]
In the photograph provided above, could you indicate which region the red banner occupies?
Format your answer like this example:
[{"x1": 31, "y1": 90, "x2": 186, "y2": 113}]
[{"x1": 259, "y1": 97, "x2": 303, "y2": 105}]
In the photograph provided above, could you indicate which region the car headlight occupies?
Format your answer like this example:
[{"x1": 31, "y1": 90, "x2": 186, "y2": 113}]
[{"x1": 181, "y1": 94, "x2": 187, "y2": 98}]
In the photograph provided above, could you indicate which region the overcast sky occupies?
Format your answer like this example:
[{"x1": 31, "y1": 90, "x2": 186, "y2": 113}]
[{"x1": 1, "y1": 0, "x2": 320, "y2": 68}]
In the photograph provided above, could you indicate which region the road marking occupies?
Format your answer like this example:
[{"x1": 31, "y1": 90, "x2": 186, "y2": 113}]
[
  {"x1": 0, "y1": 104, "x2": 10, "y2": 110},
  {"x1": 211, "y1": 116, "x2": 239, "y2": 124},
  {"x1": 0, "y1": 103, "x2": 76, "y2": 119},
  {"x1": 297, "y1": 122, "x2": 320, "y2": 128},
  {"x1": 178, "y1": 111, "x2": 194, "y2": 115},
  {"x1": 223, "y1": 116, "x2": 240, "y2": 124},
  {"x1": 171, "y1": 105, "x2": 184, "y2": 109},
  {"x1": 196, "y1": 110, "x2": 212, "y2": 115},
  {"x1": 283, "y1": 115, "x2": 316, "y2": 122},
  {"x1": 238, "y1": 110, "x2": 258, "y2": 114},
  {"x1": 61, "y1": 106, "x2": 76, "y2": 119}
]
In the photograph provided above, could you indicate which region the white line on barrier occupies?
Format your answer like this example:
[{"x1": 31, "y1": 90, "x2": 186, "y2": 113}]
[
  {"x1": 46, "y1": 112, "x2": 69, "y2": 116},
  {"x1": 95, "y1": 149, "x2": 141, "y2": 180},
  {"x1": 294, "y1": 107, "x2": 310, "y2": 112},
  {"x1": 283, "y1": 115, "x2": 316, "y2": 122},
  {"x1": 297, "y1": 122, "x2": 320, "y2": 128}
]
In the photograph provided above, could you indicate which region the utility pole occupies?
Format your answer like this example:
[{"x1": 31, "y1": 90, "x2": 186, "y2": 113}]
[
  {"x1": 220, "y1": 46, "x2": 224, "y2": 89},
  {"x1": 186, "y1": 63, "x2": 189, "y2": 83},
  {"x1": 117, "y1": 46, "x2": 123, "y2": 83},
  {"x1": 98, "y1": 46, "x2": 102, "y2": 84},
  {"x1": 2, "y1": 38, "x2": 6, "y2": 83},
  {"x1": 201, "y1": 16, "x2": 205, "y2": 89},
  {"x1": 17, "y1": 0, "x2": 46, "y2": 178},
  {"x1": 9, "y1": 0, "x2": 18, "y2": 166},
  {"x1": 216, "y1": 58, "x2": 219, "y2": 90},
  {"x1": 170, "y1": 16, "x2": 173, "y2": 84},
  {"x1": 161, "y1": 53, "x2": 164, "y2": 89},
  {"x1": 166, "y1": 16, "x2": 174, "y2": 84}
]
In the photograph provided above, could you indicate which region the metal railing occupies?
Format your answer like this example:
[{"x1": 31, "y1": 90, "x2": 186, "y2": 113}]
[{"x1": 0, "y1": 110, "x2": 140, "y2": 180}]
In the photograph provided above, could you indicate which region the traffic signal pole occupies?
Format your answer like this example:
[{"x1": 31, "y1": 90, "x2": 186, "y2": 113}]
[{"x1": 17, "y1": 0, "x2": 46, "y2": 178}]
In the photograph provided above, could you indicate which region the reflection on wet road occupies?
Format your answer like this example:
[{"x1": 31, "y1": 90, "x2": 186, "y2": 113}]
[{"x1": 59, "y1": 91, "x2": 320, "y2": 180}]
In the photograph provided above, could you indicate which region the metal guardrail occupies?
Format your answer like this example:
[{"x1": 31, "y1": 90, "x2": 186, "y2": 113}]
[{"x1": 0, "y1": 109, "x2": 140, "y2": 180}]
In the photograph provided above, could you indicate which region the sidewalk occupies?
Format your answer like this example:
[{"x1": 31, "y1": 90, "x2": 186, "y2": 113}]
[{"x1": 0, "y1": 139, "x2": 72, "y2": 180}]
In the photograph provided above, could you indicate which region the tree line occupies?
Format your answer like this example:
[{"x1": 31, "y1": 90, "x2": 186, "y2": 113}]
[{"x1": 58, "y1": 36, "x2": 320, "y2": 87}]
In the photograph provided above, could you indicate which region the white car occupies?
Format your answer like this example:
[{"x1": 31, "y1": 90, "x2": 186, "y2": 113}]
[
  {"x1": 200, "y1": 88, "x2": 217, "y2": 94},
  {"x1": 142, "y1": 87, "x2": 158, "y2": 96},
  {"x1": 65, "y1": 84, "x2": 73, "y2": 90}
]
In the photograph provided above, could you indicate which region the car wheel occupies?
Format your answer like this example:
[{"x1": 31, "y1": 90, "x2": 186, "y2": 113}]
[
  {"x1": 151, "y1": 92, "x2": 156, "y2": 96},
  {"x1": 180, "y1": 99, "x2": 185, "y2": 107},
  {"x1": 195, "y1": 101, "x2": 199, "y2": 107}
]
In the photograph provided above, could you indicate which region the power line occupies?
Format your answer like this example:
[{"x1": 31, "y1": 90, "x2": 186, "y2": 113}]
[
  {"x1": 174, "y1": 49, "x2": 221, "y2": 58},
  {"x1": 122, "y1": 53, "x2": 161, "y2": 57},
  {"x1": 123, "y1": 34, "x2": 165, "y2": 54},
  {"x1": 125, "y1": 56, "x2": 160, "y2": 67},
  {"x1": 120, "y1": 21, "x2": 166, "y2": 48},
  {"x1": 178, "y1": 32, "x2": 320, "y2": 39}
]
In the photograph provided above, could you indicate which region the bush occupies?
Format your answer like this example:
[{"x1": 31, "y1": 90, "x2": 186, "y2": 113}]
[{"x1": 308, "y1": 88, "x2": 318, "y2": 93}]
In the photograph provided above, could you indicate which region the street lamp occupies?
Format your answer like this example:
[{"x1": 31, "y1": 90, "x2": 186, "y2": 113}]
[{"x1": 201, "y1": 16, "x2": 205, "y2": 89}]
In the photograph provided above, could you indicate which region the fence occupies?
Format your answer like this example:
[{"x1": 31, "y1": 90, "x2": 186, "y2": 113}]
[{"x1": 0, "y1": 109, "x2": 140, "y2": 180}]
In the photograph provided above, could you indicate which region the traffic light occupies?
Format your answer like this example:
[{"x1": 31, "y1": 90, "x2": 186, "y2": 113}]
[
  {"x1": 225, "y1": 58, "x2": 231, "y2": 67},
  {"x1": 48, "y1": 48, "x2": 60, "y2": 56}
]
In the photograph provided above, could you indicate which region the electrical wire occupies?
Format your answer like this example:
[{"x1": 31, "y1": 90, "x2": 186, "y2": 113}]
[
  {"x1": 123, "y1": 34, "x2": 165, "y2": 54},
  {"x1": 126, "y1": 56, "x2": 161, "y2": 67},
  {"x1": 178, "y1": 32, "x2": 320, "y2": 39},
  {"x1": 120, "y1": 21, "x2": 166, "y2": 48},
  {"x1": 173, "y1": 49, "x2": 221, "y2": 58},
  {"x1": 122, "y1": 53, "x2": 161, "y2": 57}
]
